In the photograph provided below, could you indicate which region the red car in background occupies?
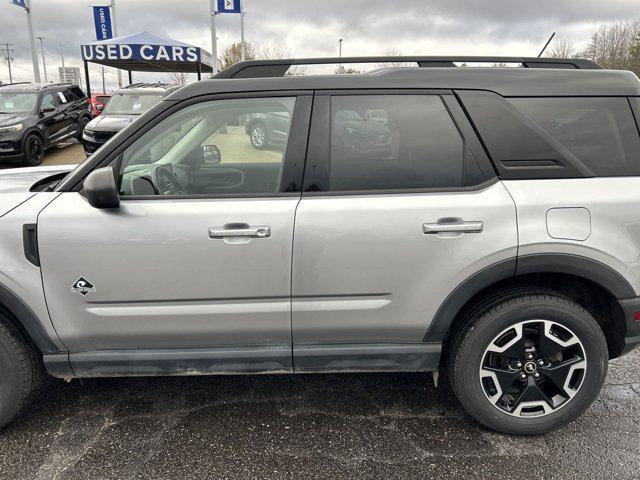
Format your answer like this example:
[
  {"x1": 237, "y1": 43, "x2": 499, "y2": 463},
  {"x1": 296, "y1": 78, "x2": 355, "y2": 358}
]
[{"x1": 88, "y1": 93, "x2": 111, "y2": 116}]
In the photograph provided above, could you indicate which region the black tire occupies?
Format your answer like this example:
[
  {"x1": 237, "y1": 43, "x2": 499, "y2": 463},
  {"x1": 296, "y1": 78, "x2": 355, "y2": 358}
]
[
  {"x1": 0, "y1": 311, "x2": 44, "y2": 429},
  {"x1": 249, "y1": 123, "x2": 268, "y2": 150},
  {"x1": 448, "y1": 287, "x2": 608, "y2": 435},
  {"x1": 21, "y1": 134, "x2": 44, "y2": 167},
  {"x1": 76, "y1": 116, "x2": 90, "y2": 142}
]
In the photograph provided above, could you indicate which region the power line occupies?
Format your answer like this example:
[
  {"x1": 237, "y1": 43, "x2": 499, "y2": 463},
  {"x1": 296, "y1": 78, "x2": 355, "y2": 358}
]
[{"x1": 1, "y1": 43, "x2": 15, "y2": 84}]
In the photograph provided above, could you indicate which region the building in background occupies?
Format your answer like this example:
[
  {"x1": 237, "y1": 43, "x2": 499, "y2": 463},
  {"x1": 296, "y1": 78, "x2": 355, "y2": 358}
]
[{"x1": 59, "y1": 66, "x2": 82, "y2": 88}]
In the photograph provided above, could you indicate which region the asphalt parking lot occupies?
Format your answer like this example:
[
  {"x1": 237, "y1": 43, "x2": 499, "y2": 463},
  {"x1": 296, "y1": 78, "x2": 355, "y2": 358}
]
[
  {"x1": 0, "y1": 348, "x2": 637, "y2": 480},
  {"x1": 0, "y1": 140, "x2": 85, "y2": 170}
]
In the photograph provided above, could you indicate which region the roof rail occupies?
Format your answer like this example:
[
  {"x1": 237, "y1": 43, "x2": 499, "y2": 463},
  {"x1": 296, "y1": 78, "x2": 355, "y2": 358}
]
[
  {"x1": 214, "y1": 56, "x2": 602, "y2": 79},
  {"x1": 0, "y1": 81, "x2": 32, "y2": 87},
  {"x1": 122, "y1": 82, "x2": 175, "y2": 89}
]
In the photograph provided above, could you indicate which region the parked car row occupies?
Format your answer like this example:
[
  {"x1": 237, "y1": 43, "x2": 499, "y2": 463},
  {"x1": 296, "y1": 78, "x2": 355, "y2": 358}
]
[{"x1": 0, "y1": 81, "x2": 179, "y2": 166}]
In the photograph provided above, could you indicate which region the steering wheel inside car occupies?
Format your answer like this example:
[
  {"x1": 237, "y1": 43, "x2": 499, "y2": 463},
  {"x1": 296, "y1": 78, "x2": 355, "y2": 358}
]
[{"x1": 151, "y1": 166, "x2": 187, "y2": 196}]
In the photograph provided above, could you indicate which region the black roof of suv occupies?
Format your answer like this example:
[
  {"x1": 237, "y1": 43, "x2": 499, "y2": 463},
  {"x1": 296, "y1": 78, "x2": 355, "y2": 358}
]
[{"x1": 168, "y1": 56, "x2": 640, "y2": 100}]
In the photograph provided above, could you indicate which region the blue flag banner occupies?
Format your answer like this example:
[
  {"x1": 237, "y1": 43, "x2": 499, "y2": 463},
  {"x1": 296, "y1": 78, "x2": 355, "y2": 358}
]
[
  {"x1": 217, "y1": 0, "x2": 241, "y2": 14},
  {"x1": 93, "y1": 6, "x2": 114, "y2": 41},
  {"x1": 10, "y1": 0, "x2": 26, "y2": 8}
]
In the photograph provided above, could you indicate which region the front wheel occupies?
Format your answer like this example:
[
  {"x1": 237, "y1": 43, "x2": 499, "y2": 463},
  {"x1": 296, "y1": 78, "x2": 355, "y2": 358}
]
[
  {"x1": 448, "y1": 288, "x2": 608, "y2": 434},
  {"x1": 76, "y1": 116, "x2": 90, "y2": 142},
  {"x1": 22, "y1": 134, "x2": 44, "y2": 167},
  {"x1": 0, "y1": 312, "x2": 44, "y2": 428}
]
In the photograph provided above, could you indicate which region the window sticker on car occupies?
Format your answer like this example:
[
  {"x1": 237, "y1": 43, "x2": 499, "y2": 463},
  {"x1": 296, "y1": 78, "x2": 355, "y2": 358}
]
[
  {"x1": 71, "y1": 277, "x2": 96, "y2": 296},
  {"x1": 57, "y1": 92, "x2": 67, "y2": 103},
  {"x1": 4, "y1": 101, "x2": 14, "y2": 108},
  {"x1": 133, "y1": 102, "x2": 142, "y2": 110}
]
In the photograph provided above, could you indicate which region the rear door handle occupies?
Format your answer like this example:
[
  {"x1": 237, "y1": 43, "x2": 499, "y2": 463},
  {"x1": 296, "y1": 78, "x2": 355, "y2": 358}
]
[
  {"x1": 423, "y1": 221, "x2": 483, "y2": 234},
  {"x1": 209, "y1": 225, "x2": 271, "y2": 238}
]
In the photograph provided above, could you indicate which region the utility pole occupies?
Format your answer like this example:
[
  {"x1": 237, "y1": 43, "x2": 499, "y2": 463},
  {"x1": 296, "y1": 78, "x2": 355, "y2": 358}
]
[
  {"x1": 240, "y1": 0, "x2": 246, "y2": 61},
  {"x1": 209, "y1": 0, "x2": 218, "y2": 75},
  {"x1": 110, "y1": 0, "x2": 123, "y2": 87},
  {"x1": 102, "y1": 67, "x2": 106, "y2": 93},
  {"x1": 1, "y1": 43, "x2": 14, "y2": 83},
  {"x1": 24, "y1": 0, "x2": 41, "y2": 83},
  {"x1": 36, "y1": 36, "x2": 48, "y2": 83}
]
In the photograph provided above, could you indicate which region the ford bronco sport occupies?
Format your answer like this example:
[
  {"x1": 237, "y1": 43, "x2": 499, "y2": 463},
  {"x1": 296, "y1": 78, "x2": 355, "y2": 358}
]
[{"x1": 1, "y1": 56, "x2": 639, "y2": 435}]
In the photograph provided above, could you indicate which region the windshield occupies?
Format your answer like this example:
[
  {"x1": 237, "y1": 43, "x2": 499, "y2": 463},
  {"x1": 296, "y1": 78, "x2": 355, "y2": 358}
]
[
  {"x1": 0, "y1": 92, "x2": 38, "y2": 114},
  {"x1": 102, "y1": 92, "x2": 164, "y2": 115}
]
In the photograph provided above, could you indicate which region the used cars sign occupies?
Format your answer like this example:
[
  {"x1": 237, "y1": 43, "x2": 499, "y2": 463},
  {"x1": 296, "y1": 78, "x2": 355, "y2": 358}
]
[{"x1": 81, "y1": 43, "x2": 203, "y2": 63}]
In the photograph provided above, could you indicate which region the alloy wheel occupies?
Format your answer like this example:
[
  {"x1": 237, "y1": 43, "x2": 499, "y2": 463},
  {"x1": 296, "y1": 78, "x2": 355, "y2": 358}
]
[
  {"x1": 479, "y1": 319, "x2": 587, "y2": 417},
  {"x1": 251, "y1": 126, "x2": 265, "y2": 147},
  {"x1": 28, "y1": 137, "x2": 44, "y2": 165}
]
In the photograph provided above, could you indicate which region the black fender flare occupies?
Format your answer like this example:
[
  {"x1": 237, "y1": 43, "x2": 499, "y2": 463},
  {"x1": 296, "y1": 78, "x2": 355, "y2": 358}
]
[
  {"x1": 21, "y1": 127, "x2": 46, "y2": 149},
  {"x1": 424, "y1": 253, "x2": 635, "y2": 343},
  {"x1": 0, "y1": 283, "x2": 60, "y2": 353}
]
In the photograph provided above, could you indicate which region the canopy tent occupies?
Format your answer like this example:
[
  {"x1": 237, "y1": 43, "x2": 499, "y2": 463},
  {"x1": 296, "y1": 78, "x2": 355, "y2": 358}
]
[{"x1": 80, "y1": 31, "x2": 214, "y2": 95}]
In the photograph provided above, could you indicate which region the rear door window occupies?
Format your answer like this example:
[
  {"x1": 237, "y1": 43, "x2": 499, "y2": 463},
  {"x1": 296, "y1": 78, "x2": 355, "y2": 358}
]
[
  {"x1": 56, "y1": 91, "x2": 68, "y2": 104},
  {"x1": 322, "y1": 95, "x2": 465, "y2": 191},
  {"x1": 509, "y1": 97, "x2": 640, "y2": 176}
]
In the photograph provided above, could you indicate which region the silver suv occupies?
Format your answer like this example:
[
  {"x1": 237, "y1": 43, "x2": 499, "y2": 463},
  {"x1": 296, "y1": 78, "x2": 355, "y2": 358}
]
[{"x1": 1, "y1": 56, "x2": 639, "y2": 435}]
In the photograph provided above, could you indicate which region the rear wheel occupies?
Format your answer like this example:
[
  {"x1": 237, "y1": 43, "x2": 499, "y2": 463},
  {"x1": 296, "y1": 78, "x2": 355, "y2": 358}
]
[
  {"x1": 0, "y1": 311, "x2": 44, "y2": 428},
  {"x1": 22, "y1": 134, "x2": 44, "y2": 167},
  {"x1": 448, "y1": 288, "x2": 608, "y2": 434}
]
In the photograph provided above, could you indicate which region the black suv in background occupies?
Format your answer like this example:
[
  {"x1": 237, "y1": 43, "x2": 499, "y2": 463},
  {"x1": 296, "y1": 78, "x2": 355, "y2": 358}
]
[
  {"x1": 0, "y1": 83, "x2": 91, "y2": 166},
  {"x1": 82, "y1": 83, "x2": 180, "y2": 155}
]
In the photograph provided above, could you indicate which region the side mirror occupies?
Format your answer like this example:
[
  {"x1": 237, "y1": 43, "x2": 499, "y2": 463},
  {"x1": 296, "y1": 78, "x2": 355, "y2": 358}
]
[
  {"x1": 96, "y1": 104, "x2": 104, "y2": 112},
  {"x1": 83, "y1": 166, "x2": 120, "y2": 209},
  {"x1": 41, "y1": 105, "x2": 55, "y2": 114},
  {"x1": 202, "y1": 144, "x2": 221, "y2": 164}
]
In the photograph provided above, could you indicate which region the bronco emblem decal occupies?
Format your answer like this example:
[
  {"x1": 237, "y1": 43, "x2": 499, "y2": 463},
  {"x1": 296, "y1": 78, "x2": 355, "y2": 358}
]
[{"x1": 71, "y1": 277, "x2": 96, "y2": 296}]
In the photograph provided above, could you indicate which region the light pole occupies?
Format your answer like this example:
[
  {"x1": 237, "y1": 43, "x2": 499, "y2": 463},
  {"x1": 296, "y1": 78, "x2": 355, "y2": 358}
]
[
  {"x1": 110, "y1": 0, "x2": 123, "y2": 87},
  {"x1": 36, "y1": 36, "x2": 48, "y2": 83},
  {"x1": 24, "y1": 0, "x2": 41, "y2": 83},
  {"x1": 240, "y1": 0, "x2": 246, "y2": 61},
  {"x1": 209, "y1": 0, "x2": 218, "y2": 75},
  {"x1": 60, "y1": 42, "x2": 66, "y2": 82},
  {"x1": 338, "y1": 38, "x2": 343, "y2": 65}
]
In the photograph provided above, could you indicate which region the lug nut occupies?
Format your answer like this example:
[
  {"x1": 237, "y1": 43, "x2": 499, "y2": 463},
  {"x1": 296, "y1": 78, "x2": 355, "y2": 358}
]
[
  {"x1": 538, "y1": 359, "x2": 545, "y2": 366},
  {"x1": 520, "y1": 373, "x2": 527, "y2": 380},
  {"x1": 526, "y1": 353, "x2": 534, "y2": 360},
  {"x1": 534, "y1": 372, "x2": 541, "y2": 378},
  {"x1": 516, "y1": 362, "x2": 523, "y2": 368}
]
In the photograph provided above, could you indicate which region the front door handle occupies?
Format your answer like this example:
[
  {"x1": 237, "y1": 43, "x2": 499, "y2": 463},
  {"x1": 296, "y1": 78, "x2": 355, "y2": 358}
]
[
  {"x1": 209, "y1": 224, "x2": 271, "y2": 239},
  {"x1": 423, "y1": 221, "x2": 483, "y2": 234}
]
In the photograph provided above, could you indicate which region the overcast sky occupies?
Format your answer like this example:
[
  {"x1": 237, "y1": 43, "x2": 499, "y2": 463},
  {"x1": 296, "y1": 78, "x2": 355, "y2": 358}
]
[{"x1": 1, "y1": 0, "x2": 638, "y2": 90}]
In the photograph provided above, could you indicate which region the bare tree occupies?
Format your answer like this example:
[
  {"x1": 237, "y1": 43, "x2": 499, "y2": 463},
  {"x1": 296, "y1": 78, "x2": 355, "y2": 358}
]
[
  {"x1": 631, "y1": 31, "x2": 640, "y2": 73},
  {"x1": 219, "y1": 41, "x2": 257, "y2": 70},
  {"x1": 582, "y1": 19, "x2": 640, "y2": 73},
  {"x1": 377, "y1": 46, "x2": 411, "y2": 68},
  {"x1": 546, "y1": 38, "x2": 576, "y2": 58},
  {"x1": 169, "y1": 71, "x2": 188, "y2": 86},
  {"x1": 257, "y1": 42, "x2": 306, "y2": 75},
  {"x1": 334, "y1": 65, "x2": 362, "y2": 75}
]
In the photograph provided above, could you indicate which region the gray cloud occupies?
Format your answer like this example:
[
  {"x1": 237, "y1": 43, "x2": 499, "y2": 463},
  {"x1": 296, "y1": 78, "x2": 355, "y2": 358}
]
[{"x1": 1, "y1": 0, "x2": 638, "y2": 87}]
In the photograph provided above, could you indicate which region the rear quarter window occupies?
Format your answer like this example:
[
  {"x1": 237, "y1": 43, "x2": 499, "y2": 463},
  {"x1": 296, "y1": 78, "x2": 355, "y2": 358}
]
[{"x1": 509, "y1": 97, "x2": 640, "y2": 177}]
